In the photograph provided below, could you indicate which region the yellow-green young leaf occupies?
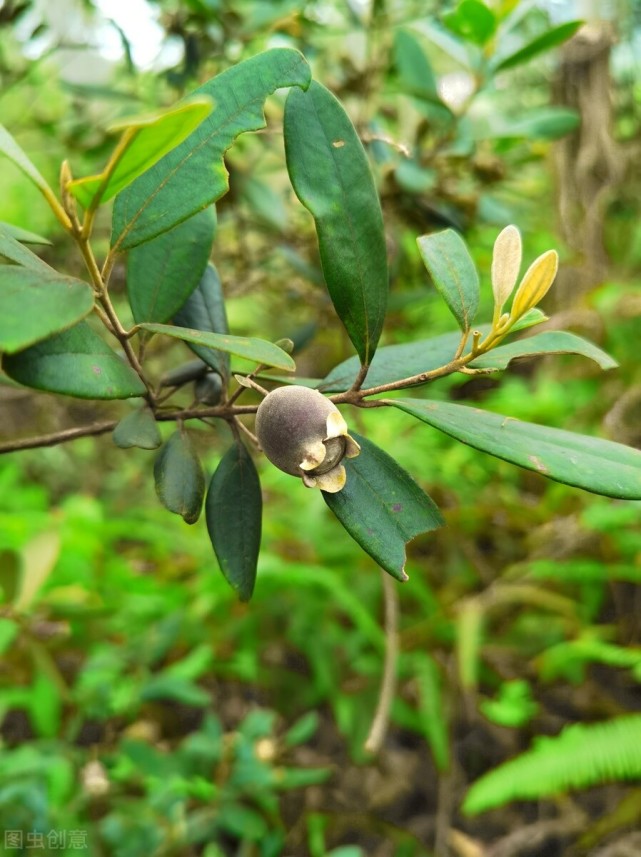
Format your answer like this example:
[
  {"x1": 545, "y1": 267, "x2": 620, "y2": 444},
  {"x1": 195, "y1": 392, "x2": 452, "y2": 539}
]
[
  {"x1": 173, "y1": 263, "x2": 230, "y2": 382},
  {"x1": 14, "y1": 531, "x2": 61, "y2": 612},
  {"x1": 284, "y1": 80, "x2": 388, "y2": 366},
  {"x1": 322, "y1": 433, "x2": 443, "y2": 581},
  {"x1": 0, "y1": 268, "x2": 95, "y2": 353},
  {"x1": 127, "y1": 206, "x2": 216, "y2": 323},
  {"x1": 491, "y1": 225, "x2": 521, "y2": 311},
  {"x1": 456, "y1": 599, "x2": 484, "y2": 690},
  {"x1": 0, "y1": 124, "x2": 53, "y2": 195},
  {"x1": 67, "y1": 97, "x2": 213, "y2": 209},
  {"x1": 154, "y1": 431, "x2": 205, "y2": 524},
  {"x1": 112, "y1": 405, "x2": 161, "y2": 450},
  {"x1": 112, "y1": 48, "x2": 311, "y2": 250},
  {"x1": 3, "y1": 321, "x2": 147, "y2": 399},
  {"x1": 138, "y1": 323, "x2": 295, "y2": 372},
  {"x1": 417, "y1": 229, "x2": 479, "y2": 332},
  {"x1": 206, "y1": 441, "x2": 262, "y2": 601},
  {"x1": 510, "y1": 249, "x2": 558, "y2": 319},
  {"x1": 393, "y1": 399, "x2": 641, "y2": 499}
]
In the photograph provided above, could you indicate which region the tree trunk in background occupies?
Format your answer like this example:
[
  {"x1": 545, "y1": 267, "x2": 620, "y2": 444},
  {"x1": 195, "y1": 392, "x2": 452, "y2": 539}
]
[{"x1": 552, "y1": 21, "x2": 622, "y2": 304}]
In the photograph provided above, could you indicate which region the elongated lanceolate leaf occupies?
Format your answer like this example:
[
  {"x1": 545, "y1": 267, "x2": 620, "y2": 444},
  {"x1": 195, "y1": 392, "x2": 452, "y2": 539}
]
[
  {"x1": 3, "y1": 322, "x2": 146, "y2": 399},
  {"x1": 154, "y1": 431, "x2": 205, "y2": 524},
  {"x1": 470, "y1": 331, "x2": 617, "y2": 371},
  {"x1": 284, "y1": 81, "x2": 388, "y2": 366},
  {"x1": 206, "y1": 441, "x2": 262, "y2": 601},
  {"x1": 139, "y1": 323, "x2": 295, "y2": 371},
  {"x1": 417, "y1": 229, "x2": 479, "y2": 332},
  {"x1": 68, "y1": 97, "x2": 213, "y2": 208},
  {"x1": 112, "y1": 49, "x2": 311, "y2": 250},
  {"x1": 173, "y1": 262, "x2": 230, "y2": 381},
  {"x1": 393, "y1": 399, "x2": 641, "y2": 499},
  {"x1": 112, "y1": 405, "x2": 162, "y2": 449},
  {"x1": 0, "y1": 226, "x2": 53, "y2": 271},
  {"x1": 0, "y1": 268, "x2": 94, "y2": 353},
  {"x1": 394, "y1": 29, "x2": 439, "y2": 99},
  {"x1": 323, "y1": 433, "x2": 443, "y2": 580},
  {"x1": 0, "y1": 222, "x2": 51, "y2": 245},
  {"x1": 127, "y1": 206, "x2": 216, "y2": 323},
  {"x1": 493, "y1": 21, "x2": 583, "y2": 72},
  {"x1": 0, "y1": 124, "x2": 53, "y2": 194}
]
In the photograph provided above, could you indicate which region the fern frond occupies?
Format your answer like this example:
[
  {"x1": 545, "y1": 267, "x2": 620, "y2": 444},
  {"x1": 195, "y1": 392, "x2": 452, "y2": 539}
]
[{"x1": 463, "y1": 715, "x2": 641, "y2": 815}]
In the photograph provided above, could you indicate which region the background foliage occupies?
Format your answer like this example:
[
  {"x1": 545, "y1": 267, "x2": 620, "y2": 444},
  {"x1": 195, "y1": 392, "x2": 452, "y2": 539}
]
[{"x1": 1, "y1": 0, "x2": 641, "y2": 855}]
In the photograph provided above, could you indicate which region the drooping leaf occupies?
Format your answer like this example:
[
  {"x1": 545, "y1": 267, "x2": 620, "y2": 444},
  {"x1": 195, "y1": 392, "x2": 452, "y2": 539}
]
[
  {"x1": 442, "y1": 0, "x2": 497, "y2": 46},
  {"x1": 67, "y1": 97, "x2": 213, "y2": 208},
  {"x1": 322, "y1": 433, "x2": 443, "y2": 581},
  {"x1": 0, "y1": 268, "x2": 95, "y2": 353},
  {"x1": 112, "y1": 48, "x2": 311, "y2": 250},
  {"x1": 127, "y1": 206, "x2": 216, "y2": 324},
  {"x1": 0, "y1": 123, "x2": 54, "y2": 195},
  {"x1": 284, "y1": 80, "x2": 388, "y2": 366},
  {"x1": 471, "y1": 331, "x2": 618, "y2": 371},
  {"x1": 394, "y1": 28, "x2": 439, "y2": 99},
  {"x1": 112, "y1": 405, "x2": 161, "y2": 449},
  {"x1": 173, "y1": 262, "x2": 230, "y2": 381},
  {"x1": 0, "y1": 222, "x2": 51, "y2": 245},
  {"x1": 493, "y1": 20, "x2": 583, "y2": 72},
  {"x1": 417, "y1": 229, "x2": 479, "y2": 332},
  {"x1": 3, "y1": 321, "x2": 146, "y2": 399},
  {"x1": 0, "y1": 226, "x2": 53, "y2": 271},
  {"x1": 393, "y1": 399, "x2": 641, "y2": 499},
  {"x1": 206, "y1": 441, "x2": 262, "y2": 601},
  {"x1": 463, "y1": 715, "x2": 641, "y2": 815},
  {"x1": 154, "y1": 431, "x2": 205, "y2": 524},
  {"x1": 138, "y1": 323, "x2": 295, "y2": 371}
]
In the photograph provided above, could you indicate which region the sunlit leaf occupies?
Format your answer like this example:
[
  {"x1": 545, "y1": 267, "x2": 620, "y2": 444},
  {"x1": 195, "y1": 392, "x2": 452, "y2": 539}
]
[
  {"x1": 323, "y1": 433, "x2": 443, "y2": 581},
  {"x1": 284, "y1": 80, "x2": 388, "y2": 366},
  {"x1": 393, "y1": 399, "x2": 641, "y2": 499},
  {"x1": 443, "y1": 0, "x2": 497, "y2": 46},
  {"x1": 127, "y1": 206, "x2": 216, "y2": 323},
  {"x1": 206, "y1": 441, "x2": 262, "y2": 601},
  {"x1": 0, "y1": 123, "x2": 54, "y2": 195},
  {"x1": 112, "y1": 48, "x2": 311, "y2": 250},
  {"x1": 154, "y1": 431, "x2": 205, "y2": 524},
  {"x1": 0, "y1": 268, "x2": 95, "y2": 353},
  {"x1": 14, "y1": 531, "x2": 61, "y2": 612},
  {"x1": 493, "y1": 20, "x2": 583, "y2": 72},
  {"x1": 417, "y1": 229, "x2": 479, "y2": 332}
]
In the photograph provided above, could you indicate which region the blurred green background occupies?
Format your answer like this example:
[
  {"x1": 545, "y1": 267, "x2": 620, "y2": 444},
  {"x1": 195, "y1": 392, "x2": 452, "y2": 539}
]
[{"x1": 1, "y1": 1, "x2": 641, "y2": 855}]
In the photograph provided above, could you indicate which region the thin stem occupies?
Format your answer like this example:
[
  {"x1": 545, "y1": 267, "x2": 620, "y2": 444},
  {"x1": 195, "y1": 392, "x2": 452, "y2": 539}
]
[{"x1": 364, "y1": 571, "x2": 399, "y2": 754}]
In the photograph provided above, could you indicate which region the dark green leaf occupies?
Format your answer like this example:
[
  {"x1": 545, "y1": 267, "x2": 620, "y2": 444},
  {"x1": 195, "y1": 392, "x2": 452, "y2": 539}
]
[
  {"x1": 206, "y1": 441, "x2": 262, "y2": 601},
  {"x1": 112, "y1": 405, "x2": 162, "y2": 449},
  {"x1": 284, "y1": 80, "x2": 388, "y2": 366},
  {"x1": 3, "y1": 322, "x2": 146, "y2": 399},
  {"x1": 0, "y1": 268, "x2": 94, "y2": 353},
  {"x1": 0, "y1": 225, "x2": 53, "y2": 271},
  {"x1": 442, "y1": 0, "x2": 497, "y2": 46},
  {"x1": 471, "y1": 331, "x2": 617, "y2": 371},
  {"x1": 0, "y1": 222, "x2": 51, "y2": 245},
  {"x1": 323, "y1": 433, "x2": 443, "y2": 581},
  {"x1": 417, "y1": 229, "x2": 479, "y2": 332},
  {"x1": 493, "y1": 21, "x2": 583, "y2": 72},
  {"x1": 173, "y1": 262, "x2": 230, "y2": 381},
  {"x1": 112, "y1": 48, "x2": 311, "y2": 250},
  {"x1": 393, "y1": 399, "x2": 641, "y2": 499},
  {"x1": 154, "y1": 431, "x2": 205, "y2": 524},
  {"x1": 127, "y1": 206, "x2": 216, "y2": 323},
  {"x1": 139, "y1": 323, "x2": 295, "y2": 371},
  {"x1": 394, "y1": 29, "x2": 438, "y2": 98}
]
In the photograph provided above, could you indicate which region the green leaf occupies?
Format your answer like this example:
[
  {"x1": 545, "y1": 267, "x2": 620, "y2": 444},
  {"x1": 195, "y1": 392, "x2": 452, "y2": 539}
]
[
  {"x1": 0, "y1": 267, "x2": 95, "y2": 353},
  {"x1": 0, "y1": 550, "x2": 21, "y2": 604},
  {"x1": 393, "y1": 399, "x2": 641, "y2": 499},
  {"x1": 394, "y1": 29, "x2": 439, "y2": 99},
  {"x1": 154, "y1": 431, "x2": 206, "y2": 524},
  {"x1": 140, "y1": 674, "x2": 210, "y2": 707},
  {"x1": 67, "y1": 96, "x2": 213, "y2": 208},
  {"x1": 493, "y1": 20, "x2": 583, "y2": 72},
  {"x1": 0, "y1": 225, "x2": 53, "y2": 271},
  {"x1": 173, "y1": 262, "x2": 230, "y2": 381},
  {"x1": 3, "y1": 321, "x2": 147, "y2": 399},
  {"x1": 14, "y1": 531, "x2": 61, "y2": 613},
  {"x1": 139, "y1": 323, "x2": 295, "y2": 371},
  {"x1": 417, "y1": 229, "x2": 479, "y2": 332},
  {"x1": 127, "y1": 206, "x2": 216, "y2": 323},
  {"x1": 471, "y1": 331, "x2": 618, "y2": 371},
  {"x1": 463, "y1": 715, "x2": 641, "y2": 815},
  {"x1": 112, "y1": 48, "x2": 311, "y2": 250},
  {"x1": 479, "y1": 106, "x2": 580, "y2": 141},
  {"x1": 413, "y1": 653, "x2": 450, "y2": 771},
  {"x1": 112, "y1": 405, "x2": 161, "y2": 449},
  {"x1": 284, "y1": 80, "x2": 388, "y2": 366},
  {"x1": 206, "y1": 441, "x2": 262, "y2": 601},
  {"x1": 0, "y1": 222, "x2": 51, "y2": 245},
  {"x1": 322, "y1": 433, "x2": 443, "y2": 581},
  {"x1": 442, "y1": 0, "x2": 497, "y2": 46},
  {"x1": 509, "y1": 307, "x2": 547, "y2": 332},
  {"x1": 0, "y1": 617, "x2": 18, "y2": 655},
  {"x1": 0, "y1": 123, "x2": 54, "y2": 195}
]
